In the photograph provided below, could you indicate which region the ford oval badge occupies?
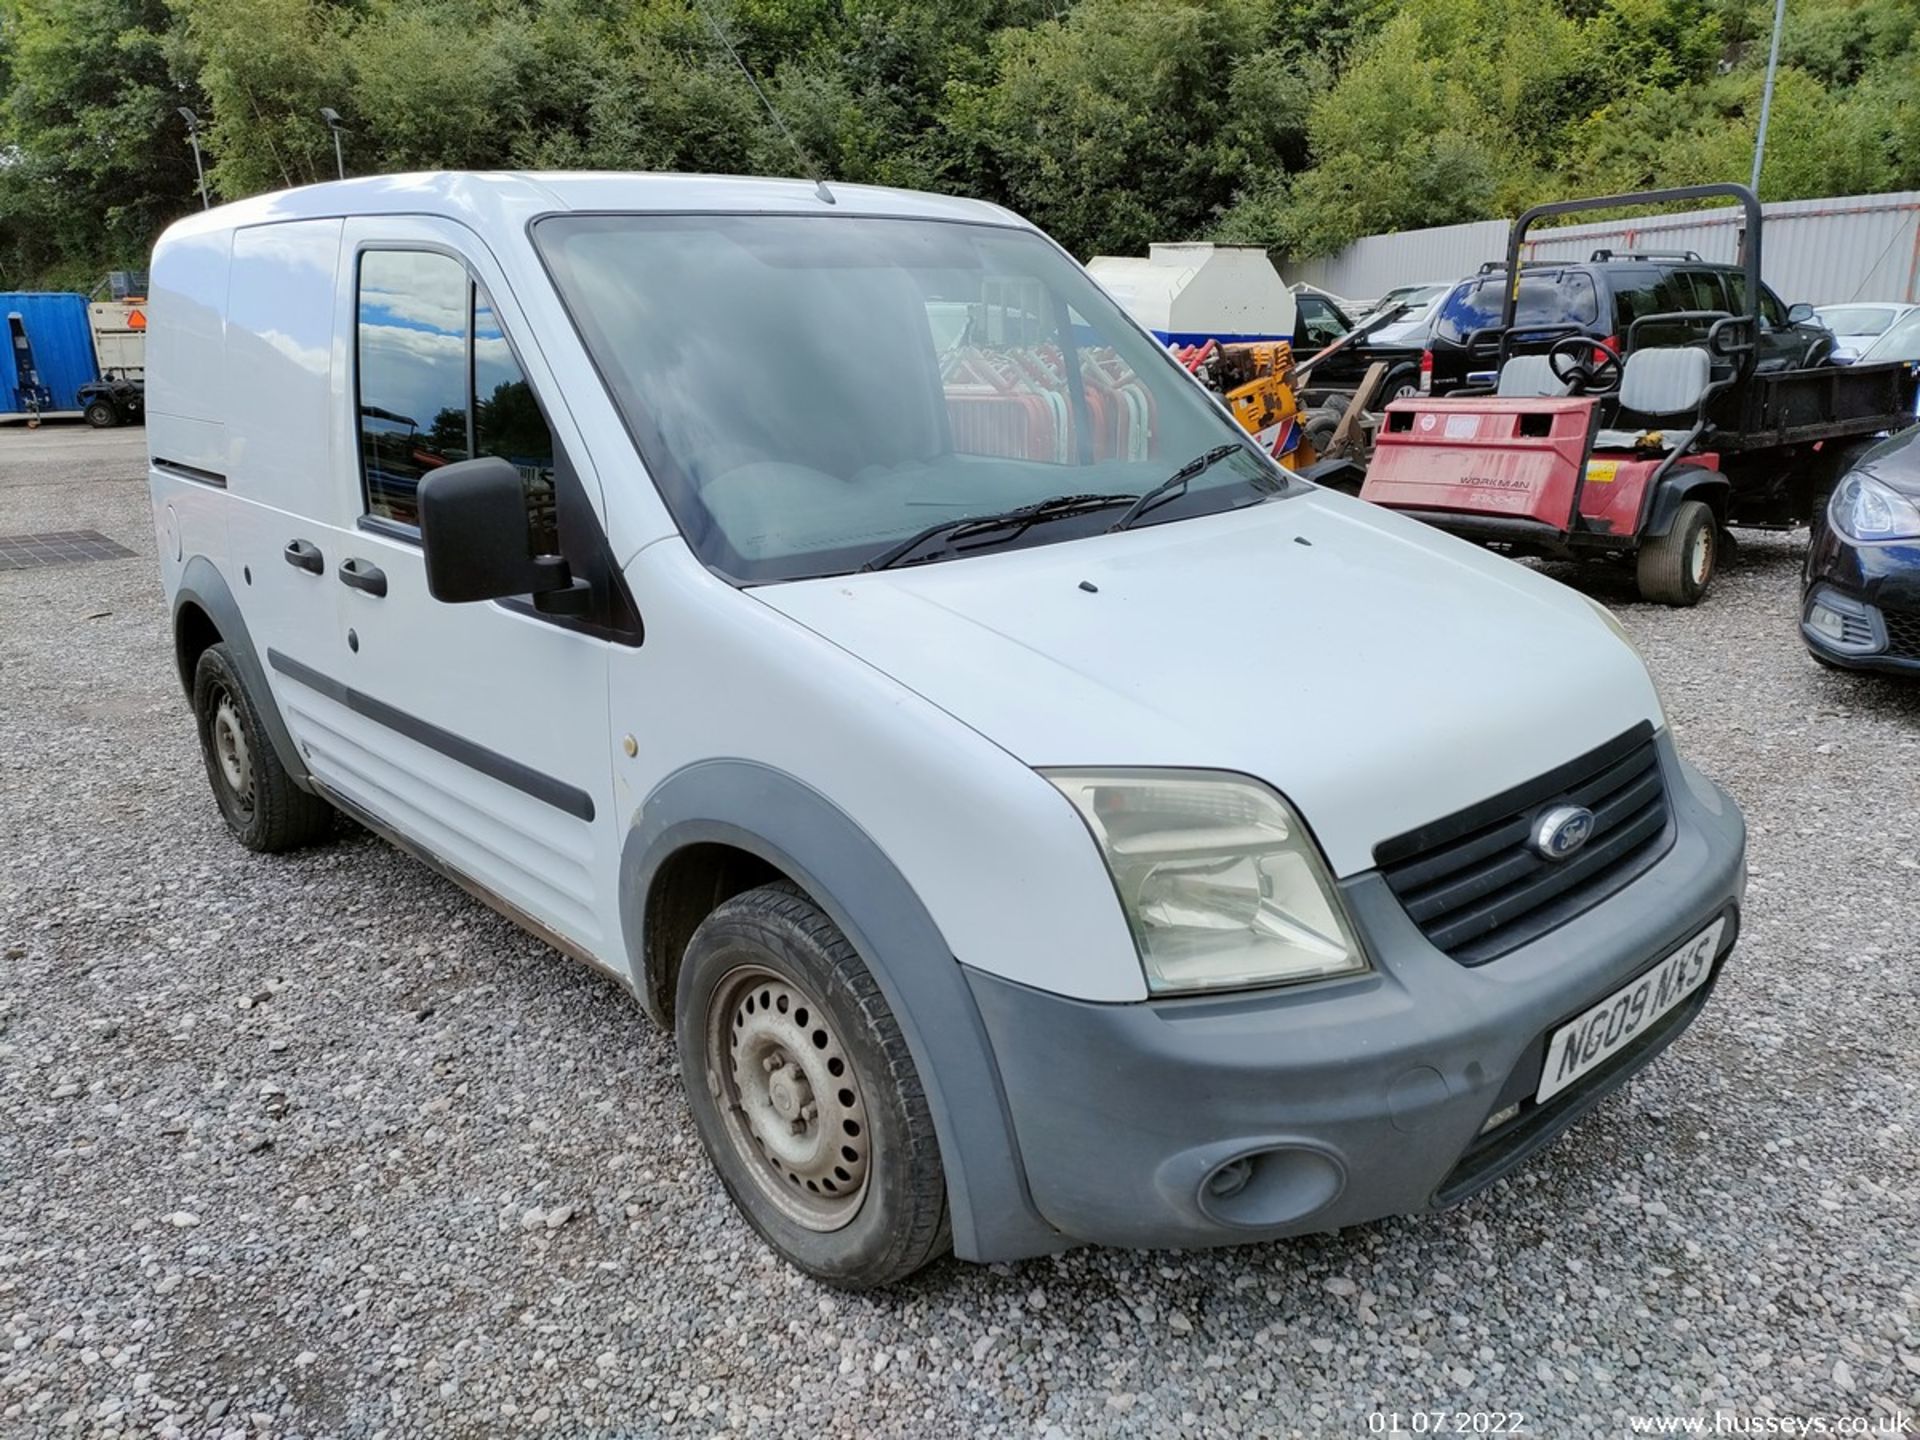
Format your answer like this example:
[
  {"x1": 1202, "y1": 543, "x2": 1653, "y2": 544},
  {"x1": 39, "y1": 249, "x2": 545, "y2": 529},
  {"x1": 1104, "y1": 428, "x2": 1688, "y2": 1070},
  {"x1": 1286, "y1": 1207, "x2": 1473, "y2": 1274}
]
[{"x1": 1531, "y1": 804, "x2": 1595, "y2": 862}]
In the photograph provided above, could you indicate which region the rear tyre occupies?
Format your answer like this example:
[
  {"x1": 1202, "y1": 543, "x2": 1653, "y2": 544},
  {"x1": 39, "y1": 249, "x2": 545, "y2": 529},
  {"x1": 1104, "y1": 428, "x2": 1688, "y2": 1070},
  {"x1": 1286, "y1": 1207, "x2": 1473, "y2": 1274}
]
[
  {"x1": 191, "y1": 643, "x2": 334, "y2": 852},
  {"x1": 84, "y1": 398, "x2": 118, "y2": 429},
  {"x1": 1379, "y1": 364, "x2": 1421, "y2": 403},
  {"x1": 1636, "y1": 499, "x2": 1717, "y2": 606},
  {"x1": 677, "y1": 883, "x2": 949, "y2": 1289}
]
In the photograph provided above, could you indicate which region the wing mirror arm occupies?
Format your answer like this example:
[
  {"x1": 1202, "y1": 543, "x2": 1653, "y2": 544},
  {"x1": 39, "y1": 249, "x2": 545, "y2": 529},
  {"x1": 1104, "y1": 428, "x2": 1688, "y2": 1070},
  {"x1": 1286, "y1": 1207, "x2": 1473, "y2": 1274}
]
[{"x1": 532, "y1": 563, "x2": 592, "y2": 617}]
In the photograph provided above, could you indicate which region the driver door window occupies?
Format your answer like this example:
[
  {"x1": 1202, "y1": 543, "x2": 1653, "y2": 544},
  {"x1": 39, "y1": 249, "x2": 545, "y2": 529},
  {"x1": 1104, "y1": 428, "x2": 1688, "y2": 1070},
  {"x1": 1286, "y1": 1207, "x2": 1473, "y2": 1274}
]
[
  {"x1": 357, "y1": 250, "x2": 470, "y2": 527},
  {"x1": 355, "y1": 250, "x2": 558, "y2": 549},
  {"x1": 1746, "y1": 281, "x2": 1801, "y2": 368},
  {"x1": 1295, "y1": 295, "x2": 1346, "y2": 349}
]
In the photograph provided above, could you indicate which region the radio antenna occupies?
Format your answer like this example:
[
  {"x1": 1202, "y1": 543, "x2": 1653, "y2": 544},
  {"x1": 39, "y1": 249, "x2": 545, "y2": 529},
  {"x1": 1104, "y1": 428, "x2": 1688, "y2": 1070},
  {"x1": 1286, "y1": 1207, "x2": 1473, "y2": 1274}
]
[{"x1": 689, "y1": 0, "x2": 835, "y2": 205}]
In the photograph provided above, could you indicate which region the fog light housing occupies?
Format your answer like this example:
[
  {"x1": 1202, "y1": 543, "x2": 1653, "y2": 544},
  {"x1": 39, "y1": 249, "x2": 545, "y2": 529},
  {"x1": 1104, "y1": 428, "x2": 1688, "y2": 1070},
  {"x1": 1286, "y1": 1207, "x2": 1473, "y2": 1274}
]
[
  {"x1": 1192, "y1": 1146, "x2": 1343, "y2": 1227},
  {"x1": 1803, "y1": 588, "x2": 1881, "y2": 654},
  {"x1": 1205, "y1": 1157, "x2": 1253, "y2": 1200}
]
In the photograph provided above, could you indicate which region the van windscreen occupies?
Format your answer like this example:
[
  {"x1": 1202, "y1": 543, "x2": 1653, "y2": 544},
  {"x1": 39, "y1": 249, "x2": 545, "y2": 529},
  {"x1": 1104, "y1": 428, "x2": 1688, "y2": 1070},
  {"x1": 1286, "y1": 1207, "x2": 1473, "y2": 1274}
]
[{"x1": 533, "y1": 213, "x2": 1277, "y2": 583}]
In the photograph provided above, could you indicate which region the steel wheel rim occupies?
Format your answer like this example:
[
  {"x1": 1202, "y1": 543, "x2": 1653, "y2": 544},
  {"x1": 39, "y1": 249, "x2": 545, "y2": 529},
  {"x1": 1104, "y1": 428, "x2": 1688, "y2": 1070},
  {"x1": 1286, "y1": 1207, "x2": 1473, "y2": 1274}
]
[
  {"x1": 706, "y1": 964, "x2": 871, "y2": 1232},
  {"x1": 211, "y1": 689, "x2": 254, "y2": 813},
  {"x1": 1689, "y1": 525, "x2": 1713, "y2": 588}
]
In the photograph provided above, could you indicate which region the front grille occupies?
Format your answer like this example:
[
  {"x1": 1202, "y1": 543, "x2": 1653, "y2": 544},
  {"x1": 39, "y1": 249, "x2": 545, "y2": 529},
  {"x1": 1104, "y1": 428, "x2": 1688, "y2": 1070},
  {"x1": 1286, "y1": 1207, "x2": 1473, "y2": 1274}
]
[
  {"x1": 1376, "y1": 723, "x2": 1673, "y2": 965},
  {"x1": 1884, "y1": 605, "x2": 1920, "y2": 660}
]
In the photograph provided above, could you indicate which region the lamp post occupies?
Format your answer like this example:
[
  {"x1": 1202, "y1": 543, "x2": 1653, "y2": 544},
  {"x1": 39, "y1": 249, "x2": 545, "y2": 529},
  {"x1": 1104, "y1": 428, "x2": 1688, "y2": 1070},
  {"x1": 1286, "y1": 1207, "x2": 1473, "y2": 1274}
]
[
  {"x1": 177, "y1": 108, "x2": 209, "y2": 210},
  {"x1": 320, "y1": 108, "x2": 348, "y2": 180},
  {"x1": 1750, "y1": 0, "x2": 1787, "y2": 195}
]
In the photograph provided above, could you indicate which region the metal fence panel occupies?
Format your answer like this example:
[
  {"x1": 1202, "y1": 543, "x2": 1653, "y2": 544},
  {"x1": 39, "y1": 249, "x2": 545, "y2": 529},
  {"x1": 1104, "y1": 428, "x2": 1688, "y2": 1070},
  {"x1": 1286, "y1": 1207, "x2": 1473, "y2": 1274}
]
[{"x1": 1283, "y1": 192, "x2": 1920, "y2": 308}]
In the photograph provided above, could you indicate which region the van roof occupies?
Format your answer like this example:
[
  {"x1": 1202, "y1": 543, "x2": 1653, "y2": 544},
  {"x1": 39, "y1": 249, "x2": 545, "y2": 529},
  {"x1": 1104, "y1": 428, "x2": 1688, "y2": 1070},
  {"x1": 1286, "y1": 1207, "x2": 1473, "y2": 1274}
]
[{"x1": 159, "y1": 170, "x2": 1027, "y2": 241}]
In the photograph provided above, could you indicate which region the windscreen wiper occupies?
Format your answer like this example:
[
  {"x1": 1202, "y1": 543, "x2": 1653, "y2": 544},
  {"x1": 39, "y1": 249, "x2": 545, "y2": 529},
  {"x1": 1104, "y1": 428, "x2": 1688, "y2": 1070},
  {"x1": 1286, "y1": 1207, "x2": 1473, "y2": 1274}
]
[
  {"x1": 1108, "y1": 443, "x2": 1246, "y2": 532},
  {"x1": 862, "y1": 493, "x2": 1140, "y2": 571}
]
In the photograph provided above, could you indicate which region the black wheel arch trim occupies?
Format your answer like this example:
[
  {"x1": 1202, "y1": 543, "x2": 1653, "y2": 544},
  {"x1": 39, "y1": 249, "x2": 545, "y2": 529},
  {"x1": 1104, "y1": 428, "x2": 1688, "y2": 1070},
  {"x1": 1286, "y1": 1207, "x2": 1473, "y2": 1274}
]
[
  {"x1": 173, "y1": 557, "x2": 313, "y2": 791},
  {"x1": 1642, "y1": 467, "x2": 1731, "y2": 538},
  {"x1": 621, "y1": 758, "x2": 1065, "y2": 1264}
]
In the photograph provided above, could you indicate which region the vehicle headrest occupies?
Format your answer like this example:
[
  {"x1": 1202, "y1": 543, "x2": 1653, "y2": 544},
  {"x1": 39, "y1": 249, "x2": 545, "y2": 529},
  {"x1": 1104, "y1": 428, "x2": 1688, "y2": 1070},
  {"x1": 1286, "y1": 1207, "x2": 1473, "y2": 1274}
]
[
  {"x1": 1495, "y1": 354, "x2": 1568, "y2": 398},
  {"x1": 1619, "y1": 346, "x2": 1712, "y2": 417}
]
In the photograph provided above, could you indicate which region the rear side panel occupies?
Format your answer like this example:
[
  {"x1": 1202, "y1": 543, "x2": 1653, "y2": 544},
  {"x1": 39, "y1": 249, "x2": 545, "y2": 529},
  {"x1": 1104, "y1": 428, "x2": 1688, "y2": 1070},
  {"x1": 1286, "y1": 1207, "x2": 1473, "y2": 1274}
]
[
  {"x1": 1362, "y1": 397, "x2": 1597, "y2": 531},
  {"x1": 147, "y1": 225, "x2": 235, "y2": 604}
]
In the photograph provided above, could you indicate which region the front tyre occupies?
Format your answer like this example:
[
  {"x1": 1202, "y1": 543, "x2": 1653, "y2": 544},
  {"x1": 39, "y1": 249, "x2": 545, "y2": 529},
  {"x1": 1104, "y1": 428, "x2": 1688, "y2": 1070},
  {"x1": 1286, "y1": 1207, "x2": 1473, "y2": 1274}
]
[
  {"x1": 191, "y1": 643, "x2": 334, "y2": 852},
  {"x1": 84, "y1": 398, "x2": 118, "y2": 429},
  {"x1": 677, "y1": 883, "x2": 949, "y2": 1288},
  {"x1": 1636, "y1": 499, "x2": 1717, "y2": 606}
]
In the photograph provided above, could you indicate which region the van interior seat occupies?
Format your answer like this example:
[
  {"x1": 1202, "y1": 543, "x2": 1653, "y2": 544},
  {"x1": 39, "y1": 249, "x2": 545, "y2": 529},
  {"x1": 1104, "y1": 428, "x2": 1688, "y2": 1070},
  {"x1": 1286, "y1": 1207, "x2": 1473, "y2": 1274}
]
[{"x1": 1495, "y1": 354, "x2": 1569, "y2": 398}]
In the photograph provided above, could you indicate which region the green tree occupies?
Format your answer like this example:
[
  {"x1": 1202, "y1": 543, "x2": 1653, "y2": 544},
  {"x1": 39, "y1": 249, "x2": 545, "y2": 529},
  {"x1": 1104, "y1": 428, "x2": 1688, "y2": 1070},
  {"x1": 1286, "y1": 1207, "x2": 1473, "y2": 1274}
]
[
  {"x1": 949, "y1": 0, "x2": 1298, "y2": 257},
  {"x1": 1264, "y1": 0, "x2": 1610, "y2": 251},
  {"x1": 347, "y1": 0, "x2": 519, "y2": 173},
  {"x1": 172, "y1": 0, "x2": 352, "y2": 195},
  {"x1": 0, "y1": 0, "x2": 202, "y2": 286},
  {"x1": 5, "y1": 0, "x2": 1920, "y2": 285}
]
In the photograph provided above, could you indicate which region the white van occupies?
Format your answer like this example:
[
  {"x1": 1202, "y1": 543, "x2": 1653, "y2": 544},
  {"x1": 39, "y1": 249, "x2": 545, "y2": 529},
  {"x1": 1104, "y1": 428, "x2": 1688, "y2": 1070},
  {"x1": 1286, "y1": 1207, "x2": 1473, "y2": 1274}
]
[{"x1": 147, "y1": 173, "x2": 1746, "y2": 1287}]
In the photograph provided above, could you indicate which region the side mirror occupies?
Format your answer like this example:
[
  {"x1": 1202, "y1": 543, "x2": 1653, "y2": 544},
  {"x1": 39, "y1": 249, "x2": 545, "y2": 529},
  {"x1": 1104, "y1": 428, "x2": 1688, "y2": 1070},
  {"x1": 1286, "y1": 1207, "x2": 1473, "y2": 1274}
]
[
  {"x1": 418, "y1": 456, "x2": 583, "y2": 611},
  {"x1": 1786, "y1": 302, "x2": 1816, "y2": 325}
]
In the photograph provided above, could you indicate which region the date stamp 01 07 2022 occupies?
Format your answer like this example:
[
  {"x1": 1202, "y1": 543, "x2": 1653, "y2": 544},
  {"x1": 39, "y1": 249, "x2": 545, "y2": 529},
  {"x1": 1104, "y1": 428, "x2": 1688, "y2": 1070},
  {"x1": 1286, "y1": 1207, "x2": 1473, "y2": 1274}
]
[{"x1": 1367, "y1": 1414, "x2": 1528, "y2": 1434}]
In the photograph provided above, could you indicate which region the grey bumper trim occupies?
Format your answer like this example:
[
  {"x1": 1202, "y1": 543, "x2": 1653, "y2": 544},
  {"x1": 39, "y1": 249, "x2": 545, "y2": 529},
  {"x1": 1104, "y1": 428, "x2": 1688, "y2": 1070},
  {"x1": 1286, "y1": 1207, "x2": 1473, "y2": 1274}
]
[{"x1": 963, "y1": 734, "x2": 1746, "y2": 1253}]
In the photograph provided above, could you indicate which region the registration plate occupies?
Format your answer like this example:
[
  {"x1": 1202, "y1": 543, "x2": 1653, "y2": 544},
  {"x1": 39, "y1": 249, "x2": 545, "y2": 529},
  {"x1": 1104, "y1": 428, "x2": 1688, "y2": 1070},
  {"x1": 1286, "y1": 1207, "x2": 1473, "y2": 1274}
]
[{"x1": 1536, "y1": 917, "x2": 1726, "y2": 1104}]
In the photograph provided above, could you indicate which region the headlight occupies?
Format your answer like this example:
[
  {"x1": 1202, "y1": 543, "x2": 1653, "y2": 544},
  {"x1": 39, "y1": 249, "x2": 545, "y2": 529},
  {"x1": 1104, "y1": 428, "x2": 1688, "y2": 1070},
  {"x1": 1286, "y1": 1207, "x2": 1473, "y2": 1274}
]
[
  {"x1": 1831, "y1": 472, "x2": 1920, "y2": 541},
  {"x1": 1044, "y1": 769, "x2": 1368, "y2": 995}
]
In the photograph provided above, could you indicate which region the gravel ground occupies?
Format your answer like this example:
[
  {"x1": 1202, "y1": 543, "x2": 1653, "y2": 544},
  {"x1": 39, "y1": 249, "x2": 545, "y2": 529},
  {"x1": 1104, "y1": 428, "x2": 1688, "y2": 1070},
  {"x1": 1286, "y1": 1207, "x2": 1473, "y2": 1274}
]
[{"x1": 2, "y1": 424, "x2": 1916, "y2": 1440}]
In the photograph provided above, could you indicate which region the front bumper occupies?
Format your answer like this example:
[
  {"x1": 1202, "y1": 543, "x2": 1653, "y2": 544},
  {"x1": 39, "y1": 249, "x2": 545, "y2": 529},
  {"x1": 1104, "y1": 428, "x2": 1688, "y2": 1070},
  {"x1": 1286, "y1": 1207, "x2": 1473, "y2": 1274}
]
[
  {"x1": 965, "y1": 733, "x2": 1747, "y2": 1252},
  {"x1": 1801, "y1": 528, "x2": 1920, "y2": 676}
]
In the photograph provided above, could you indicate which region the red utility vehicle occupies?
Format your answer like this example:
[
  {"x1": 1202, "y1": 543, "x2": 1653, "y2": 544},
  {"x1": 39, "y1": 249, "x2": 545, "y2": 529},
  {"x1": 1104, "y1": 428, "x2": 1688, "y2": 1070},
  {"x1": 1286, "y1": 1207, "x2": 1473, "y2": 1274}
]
[{"x1": 1362, "y1": 184, "x2": 1919, "y2": 605}]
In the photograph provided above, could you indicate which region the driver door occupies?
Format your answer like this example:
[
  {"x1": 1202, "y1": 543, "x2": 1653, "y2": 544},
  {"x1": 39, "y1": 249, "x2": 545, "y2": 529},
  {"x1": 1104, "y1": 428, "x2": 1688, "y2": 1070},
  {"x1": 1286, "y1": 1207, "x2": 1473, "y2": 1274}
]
[
  {"x1": 308, "y1": 217, "x2": 626, "y2": 959},
  {"x1": 1723, "y1": 271, "x2": 1805, "y2": 372}
]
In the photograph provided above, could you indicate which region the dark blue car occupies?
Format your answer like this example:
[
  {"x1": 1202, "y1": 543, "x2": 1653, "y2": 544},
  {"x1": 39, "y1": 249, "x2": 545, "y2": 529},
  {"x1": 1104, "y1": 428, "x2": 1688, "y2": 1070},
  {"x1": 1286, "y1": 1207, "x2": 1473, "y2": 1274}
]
[{"x1": 1803, "y1": 425, "x2": 1920, "y2": 675}]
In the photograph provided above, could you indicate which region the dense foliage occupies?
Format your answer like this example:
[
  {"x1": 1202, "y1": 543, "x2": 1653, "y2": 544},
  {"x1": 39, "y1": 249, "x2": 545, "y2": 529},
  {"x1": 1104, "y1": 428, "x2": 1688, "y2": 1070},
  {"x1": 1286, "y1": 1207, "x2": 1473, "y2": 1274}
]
[{"x1": 2, "y1": 0, "x2": 1916, "y2": 287}]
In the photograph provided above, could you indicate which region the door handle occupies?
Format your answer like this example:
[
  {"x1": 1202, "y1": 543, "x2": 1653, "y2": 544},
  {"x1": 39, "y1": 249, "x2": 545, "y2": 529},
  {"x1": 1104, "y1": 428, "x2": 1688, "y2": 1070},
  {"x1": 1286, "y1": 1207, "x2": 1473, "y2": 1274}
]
[
  {"x1": 283, "y1": 539, "x2": 324, "y2": 574},
  {"x1": 338, "y1": 558, "x2": 388, "y2": 598}
]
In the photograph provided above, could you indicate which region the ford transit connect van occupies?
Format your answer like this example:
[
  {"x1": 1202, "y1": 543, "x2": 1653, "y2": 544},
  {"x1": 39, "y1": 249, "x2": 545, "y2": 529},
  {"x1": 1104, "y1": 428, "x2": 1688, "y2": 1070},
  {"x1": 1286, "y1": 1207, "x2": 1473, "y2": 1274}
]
[{"x1": 148, "y1": 173, "x2": 1746, "y2": 1287}]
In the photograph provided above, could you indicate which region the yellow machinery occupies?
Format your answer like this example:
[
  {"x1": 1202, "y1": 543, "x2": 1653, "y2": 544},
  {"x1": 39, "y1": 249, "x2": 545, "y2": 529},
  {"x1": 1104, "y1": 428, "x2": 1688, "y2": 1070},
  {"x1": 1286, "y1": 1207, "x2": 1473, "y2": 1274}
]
[{"x1": 1173, "y1": 339, "x2": 1317, "y2": 469}]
